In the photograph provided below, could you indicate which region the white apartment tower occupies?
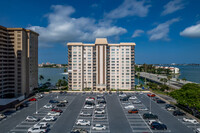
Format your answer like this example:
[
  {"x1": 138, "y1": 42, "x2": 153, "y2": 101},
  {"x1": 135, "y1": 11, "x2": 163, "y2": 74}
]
[{"x1": 67, "y1": 38, "x2": 135, "y2": 91}]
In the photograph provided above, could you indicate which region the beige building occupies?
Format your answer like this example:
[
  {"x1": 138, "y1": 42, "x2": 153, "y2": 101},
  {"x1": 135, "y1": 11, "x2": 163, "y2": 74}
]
[
  {"x1": 67, "y1": 38, "x2": 135, "y2": 91},
  {"x1": 0, "y1": 25, "x2": 38, "y2": 98}
]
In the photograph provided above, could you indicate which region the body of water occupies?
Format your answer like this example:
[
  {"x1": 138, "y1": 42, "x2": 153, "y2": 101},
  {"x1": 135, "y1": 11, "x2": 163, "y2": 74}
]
[
  {"x1": 38, "y1": 65, "x2": 200, "y2": 85},
  {"x1": 38, "y1": 68, "x2": 67, "y2": 85}
]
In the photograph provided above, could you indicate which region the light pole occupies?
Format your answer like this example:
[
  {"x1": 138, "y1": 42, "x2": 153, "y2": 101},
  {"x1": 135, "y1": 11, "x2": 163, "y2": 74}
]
[{"x1": 35, "y1": 90, "x2": 39, "y2": 114}]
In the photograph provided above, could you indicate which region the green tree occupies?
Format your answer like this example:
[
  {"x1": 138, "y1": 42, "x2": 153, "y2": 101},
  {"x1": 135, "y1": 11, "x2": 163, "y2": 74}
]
[
  {"x1": 64, "y1": 69, "x2": 67, "y2": 73},
  {"x1": 47, "y1": 78, "x2": 51, "y2": 82},
  {"x1": 137, "y1": 73, "x2": 140, "y2": 85}
]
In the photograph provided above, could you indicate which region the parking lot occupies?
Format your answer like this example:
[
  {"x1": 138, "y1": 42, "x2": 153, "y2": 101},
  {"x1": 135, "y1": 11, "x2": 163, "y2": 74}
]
[{"x1": 0, "y1": 92, "x2": 199, "y2": 133}]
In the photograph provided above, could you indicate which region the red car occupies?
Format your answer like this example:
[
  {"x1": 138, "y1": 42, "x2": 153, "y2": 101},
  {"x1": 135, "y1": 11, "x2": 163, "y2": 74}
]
[
  {"x1": 147, "y1": 93, "x2": 156, "y2": 97},
  {"x1": 29, "y1": 98, "x2": 37, "y2": 101},
  {"x1": 87, "y1": 97, "x2": 95, "y2": 100},
  {"x1": 128, "y1": 109, "x2": 139, "y2": 114},
  {"x1": 51, "y1": 108, "x2": 63, "y2": 113}
]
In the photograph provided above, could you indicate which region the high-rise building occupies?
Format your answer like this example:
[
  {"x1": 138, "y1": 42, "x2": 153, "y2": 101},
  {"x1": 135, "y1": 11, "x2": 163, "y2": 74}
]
[
  {"x1": 0, "y1": 25, "x2": 39, "y2": 98},
  {"x1": 67, "y1": 38, "x2": 135, "y2": 91}
]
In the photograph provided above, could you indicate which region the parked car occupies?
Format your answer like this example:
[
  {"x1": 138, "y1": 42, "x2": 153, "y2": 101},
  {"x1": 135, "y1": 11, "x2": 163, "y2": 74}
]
[
  {"x1": 96, "y1": 104, "x2": 106, "y2": 109},
  {"x1": 0, "y1": 113, "x2": 6, "y2": 120},
  {"x1": 122, "y1": 102, "x2": 132, "y2": 106},
  {"x1": 47, "y1": 111, "x2": 61, "y2": 116},
  {"x1": 49, "y1": 100, "x2": 59, "y2": 104},
  {"x1": 76, "y1": 119, "x2": 90, "y2": 126},
  {"x1": 119, "y1": 94, "x2": 127, "y2": 97},
  {"x1": 132, "y1": 100, "x2": 141, "y2": 104},
  {"x1": 152, "y1": 97, "x2": 160, "y2": 101},
  {"x1": 92, "y1": 124, "x2": 106, "y2": 130},
  {"x1": 98, "y1": 100, "x2": 106, "y2": 104},
  {"x1": 129, "y1": 96, "x2": 137, "y2": 100},
  {"x1": 26, "y1": 116, "x2": 40, "y2": 122},
  {"x1": 196, "y1": 128, "x2": 200, "y2": 133},
  {"x1": 148, "y1": 120, "x2": 161, "y2": 126},
  {"x1": 59, "y1": 99, "x2": 68, "y2": 104},
  {"x1": 42, "y1": 116, "x2": 56, "y2": 121},
  {"x1": 94, "y1": 109, "x2": 105, "y2": 114},
  {"x1": 84, "y1": 105, "x2": 94, "y2": 109},
  {"x1": 165, "y1": 104, "x2": 175, "y2": 109},
  {"x1": 143, "y1": 113, "x2": 158, "y2": 119},
  {"x1": 57, "y1": 103, "x2": 66, "y2": 107},
  {"x1": 150, "y1": 122, "x2": 167, "y2": 130},
  {"x1": 139, "y1": 107, "x2": 148, "y2": 111},
  {"x1": 34, "y1": 122, "x2": 49, "y2": 129},
  {"x1": 173, "y1": 110, "x2": 185, "y2": 116},
  {"x1": 124, "y1": 105, "x2": 135, "y2": 109},
  {"x1": 29, "y1": 98, "x2": 37, "y2": 101},
  {"x1": 28, "y1": 126, "x2": 48, "y2": 133},
  {"x1": 51, "y1": 108, "x2": 63, "y2": 113},
  {"x1": 120, "y1": 97, "x2": 129, "y2": 101},
  {"x1": 147, "y1": 93, "x2": 156, "y2": 97},
  {"x1": 70, "y1": 128, "x2": 88, "y2": 133},
  {"x1": 86, "y1": 97, "x2": 95, "y2": 100},
  {"x1": 128, "y1": 109, "x2": 139, "y2": 114},
  {"x1": 183, "y1": 117, "x2": 199, "y2": 124},
  {"x1": 94, "y1": 115, "x2": 106, "y2": 119},
  {"x1": 109, "y1": 91, "x2": 112, "y2": 94},
  {"x1": 85, "y1": 101, "x2": 95, "y2": 106},
  {"x1": 156, "y1": 100, "x2": 166, "y2": 104},
  {"x1": 44, "y1": 104, "x2": 53, "y2": 109},
  {"x1": 80, "y1": 112, "x2": 92, "y2": 117},
  {"x1": 166, "y1": 106, "x2": 176, "y2": 111}
]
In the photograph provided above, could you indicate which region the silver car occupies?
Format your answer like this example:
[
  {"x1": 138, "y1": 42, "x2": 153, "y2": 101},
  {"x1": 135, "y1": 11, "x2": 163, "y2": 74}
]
[{"x1": 26, "y1": 116, "x2": 39, "y2": 122}]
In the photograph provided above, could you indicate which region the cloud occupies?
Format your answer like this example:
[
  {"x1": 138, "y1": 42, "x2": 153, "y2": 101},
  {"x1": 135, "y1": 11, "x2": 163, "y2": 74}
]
[
  {"x1": 132, "y1": 30, "x2": 144, "y2": 38},
  {"x1": 161, "y1": 0, "x2": 185, "y2": 16},
  {"x1": 105, "y1": 0, "x2": 151, "y2": 19},
  {"x1": 147, "y1": 18, "x2": 180, "y2": 41},
  {"x1": 27, "y1": 5, "x2": 127, "y2": 47},
  {"x1": 180, "y1": 23, "x2": 200, "y2": 38}
]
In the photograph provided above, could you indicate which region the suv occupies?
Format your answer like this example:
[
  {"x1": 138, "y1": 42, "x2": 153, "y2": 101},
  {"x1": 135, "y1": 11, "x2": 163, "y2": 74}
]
[
  {"x1": 150, "y1": 122, "x2": 167, "y2": 130},
  {"x1": 143, "y1": 113, "x2": 158, "y2": 119},
  {"x1": 70, "y1": 128, "x2": 88, "y2": 133},
  {"x1": 173, "y1": 110, "x2": 185, "y2": 116}
]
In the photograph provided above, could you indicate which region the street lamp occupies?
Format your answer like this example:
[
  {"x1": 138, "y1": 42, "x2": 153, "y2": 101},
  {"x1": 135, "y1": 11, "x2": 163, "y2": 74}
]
[
  {"x1": 149, "y1": 96, "x2": 152, "y2": 113},
  {"x1": 35, "y1": 90, "x2": 39, "y2": 114}
]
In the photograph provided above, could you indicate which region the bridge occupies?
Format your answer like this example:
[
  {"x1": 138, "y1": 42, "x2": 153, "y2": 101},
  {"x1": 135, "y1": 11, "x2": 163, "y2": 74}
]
[{"x1": 137, "y1": 72, "x2": 194, "y2": 89}]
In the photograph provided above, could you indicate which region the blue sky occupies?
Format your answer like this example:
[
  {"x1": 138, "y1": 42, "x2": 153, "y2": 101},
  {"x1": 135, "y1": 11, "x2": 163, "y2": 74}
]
[{"x1": 0, "y1": 0, "x2": 200, "y2": 64}]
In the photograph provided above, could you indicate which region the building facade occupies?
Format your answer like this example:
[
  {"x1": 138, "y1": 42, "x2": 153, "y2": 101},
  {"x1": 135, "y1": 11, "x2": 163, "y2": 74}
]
[
  {"x1": 0, "y1": 25, "x2": 38, "y2": 98},
  {"x1": 67, "y1": 38, "x2": 135, "y2": 91}
]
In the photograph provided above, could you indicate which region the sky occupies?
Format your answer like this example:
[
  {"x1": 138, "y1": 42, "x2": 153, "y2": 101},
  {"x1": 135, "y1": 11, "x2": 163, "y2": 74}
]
[{"x1": 0, "y1": 0, "x2": 200, "y2": 64}]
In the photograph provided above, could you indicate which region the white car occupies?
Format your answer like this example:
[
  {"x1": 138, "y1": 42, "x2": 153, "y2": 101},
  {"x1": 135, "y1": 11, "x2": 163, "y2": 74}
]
[
  {"x1": 92, "y1": 124, "x2": 106, "y2": 130},
  {"x1": 76, "y1": 119, "x2": 90, "y2": 126},
  {"x1": 26, "y1": 116, "x2": 40, "y2": 122},
  {"x1": 0, "y1": 114, "x2": 6, "y2": 120},
  {"x1": 122, "y1": 102, "x2": 132, "y2": 106},
  {"x1": 80, "y1": 112, "x2": 92, "y2": 117},
  {"x1": 183, "y1": 117, "x2": 199, "y2": 124},
  {"x1": 95, "y1": 109, "x2": 105, "y2": 114},
  {"x1": 47, "y1": 111, "x2": 60, "y2": 116},
  {"x1": 139, "y1": 107, "x2": 148, "y2": 111},
  {"x1": 196, "y1": 128, "x2": 200, "y2": 133},
  {"x1": 132, "y1": 100, "x2": 141, "y2": 104},
  {"x1": 43, "y1": 104, "x2": 53, "y2": 109},
  {"x1": 84, "y1": 105, "x2": 94, "y2": 109},
  {"x1": 60, "y1": 99, "x2": 68, "y2": 103},
  {"x1": 34, "y1": 122, "x2": 49, "y2": 129},
  {"x1": 124, "y1": 105, "x2": 135, "y2": 109},
  {"x1": 129, "y1": 96, "x2": 137, "y2": 100},
  {"x1": 147, "y1": 120, "x2": 161, "y2": 125},
  {"x1": 42, "y1": 116, "x2": 56, "y2": 121},
  {"x1": 28, "y1": 126, "x2": 47, "y2": 133},
  {"x1": 119, "y1": 94, "x2": 127, "y2": 97},
  {"x1": 96, "y1": 104, "x2": 106, "y2": 109}
]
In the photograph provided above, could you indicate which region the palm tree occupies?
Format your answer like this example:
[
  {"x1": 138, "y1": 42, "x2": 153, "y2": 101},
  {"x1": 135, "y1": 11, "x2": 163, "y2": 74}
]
[
  {"x1": 39, "y1": 75, "x2": 44, "y2": 83},
  {"x1": 137, "y1": 73, "x2": 140, "y2": 85},
  {"x1": 64, "y1": 69, "x2": 67, "y2": 73},
  {"x1": 63, "y1": 76, "x2": 66, "y2": 80},
  {"x1": 167, "y1": 75, "x2": 172, "y2": 87},
  {"x1": 47, "y1": 78, "x2": 51, "y2": 82}
]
